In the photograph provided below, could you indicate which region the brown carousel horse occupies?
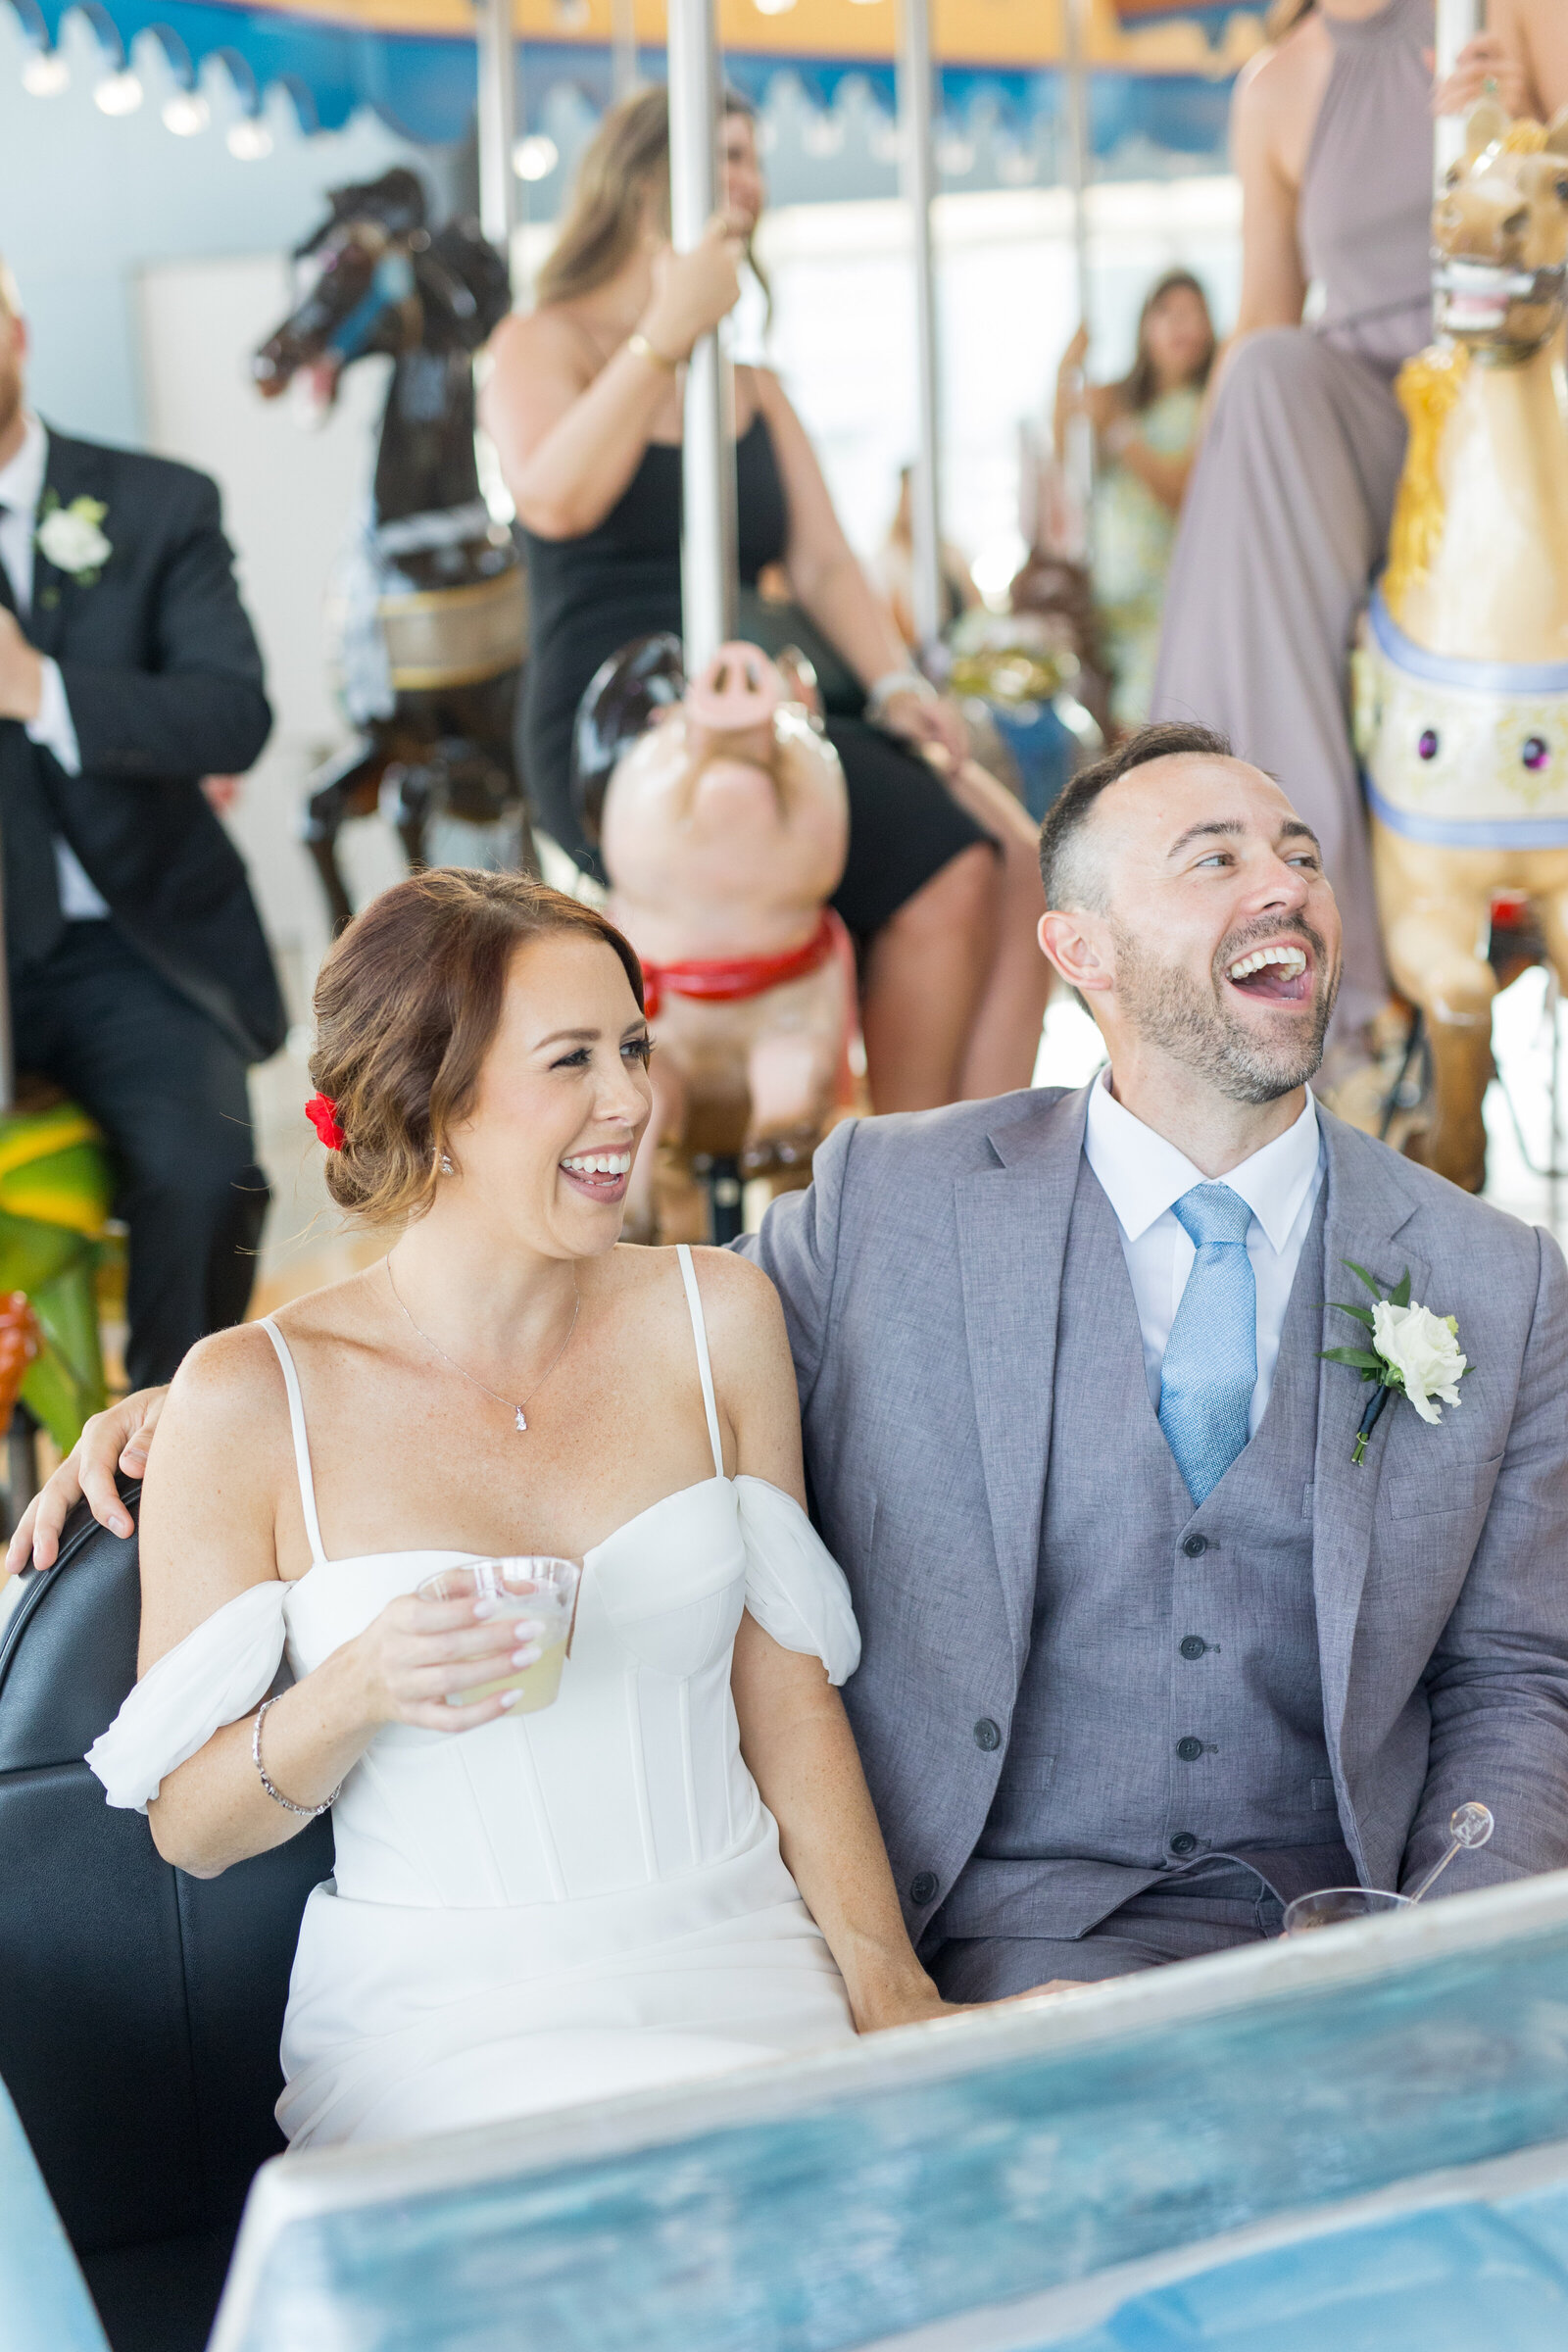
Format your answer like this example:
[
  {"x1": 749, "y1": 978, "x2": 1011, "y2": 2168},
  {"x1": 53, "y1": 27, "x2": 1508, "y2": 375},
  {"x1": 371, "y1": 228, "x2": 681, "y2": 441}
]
[
  {"x1": 253, "y1": 169, "x2": 533, "y2": 930},
  {"x1": 1356, "y1": 100, "x2": 1568, "y2": 1191}
]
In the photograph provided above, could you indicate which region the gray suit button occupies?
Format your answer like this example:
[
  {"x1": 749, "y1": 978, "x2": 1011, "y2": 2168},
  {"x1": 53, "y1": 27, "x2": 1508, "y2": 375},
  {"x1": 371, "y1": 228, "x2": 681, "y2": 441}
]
[
  {"x1": 1169, "y1": 1832, "x2": 1200, "y2": 1856},
  {"x1": 909, "y1": 1872, "x2": 939, "y2": 1905},
  {"x1": 973, "y1": 1718, "x2": 1002, "y2": 1751},
  {"x1": 1182, "y1": 1534, "x2": 1208, "y2": 1558},
  {"x1": 1179, "y1": 1636, "x2": 1208, "y2": 1660},
  {"x1": 1175, "y1": 1737, "x2": 1204, "y2": 1762}
]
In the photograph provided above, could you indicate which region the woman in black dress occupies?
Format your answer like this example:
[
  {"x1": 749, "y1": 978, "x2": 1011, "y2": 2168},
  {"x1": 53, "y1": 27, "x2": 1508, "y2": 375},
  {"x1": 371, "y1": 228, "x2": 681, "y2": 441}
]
[{"x1": 482, "y1": 90, "x2": 1048, "y2": 1110}]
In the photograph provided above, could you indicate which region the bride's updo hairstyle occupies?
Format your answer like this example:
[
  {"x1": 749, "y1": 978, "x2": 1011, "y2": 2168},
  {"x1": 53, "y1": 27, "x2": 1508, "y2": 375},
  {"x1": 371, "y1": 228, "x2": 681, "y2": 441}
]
[{"x1": 310, "y1": 867, "x2": 644, "y2": 1225}]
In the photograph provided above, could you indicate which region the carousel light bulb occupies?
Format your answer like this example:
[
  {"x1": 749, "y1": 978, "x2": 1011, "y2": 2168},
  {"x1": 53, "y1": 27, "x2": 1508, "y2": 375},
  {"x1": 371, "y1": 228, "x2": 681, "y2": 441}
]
[
  {"x1": 513, "y1": 134, "x2": 559, "y2": 182},
  {"x1": 753, "y1": 0, "x2": 798, "y2": 16},
  {"x1": 227, "y1": 117, "x2": 273, "y2": 160},
  {"x1": 21, "y1": 49, "x2": 70, "y2": 96},
  {"x1": 162, "y1": 89, "x2": 210, "y2": 136},
  {"x1": 94, "y1": 69, "x2": 144, "y2": 117}
]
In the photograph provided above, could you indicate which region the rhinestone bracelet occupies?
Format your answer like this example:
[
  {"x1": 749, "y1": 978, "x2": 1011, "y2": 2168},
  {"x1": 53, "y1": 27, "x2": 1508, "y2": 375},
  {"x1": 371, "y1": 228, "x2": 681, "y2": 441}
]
[{"x1": 252, "y1": 1696, "x2": 340, "y2": 1821}]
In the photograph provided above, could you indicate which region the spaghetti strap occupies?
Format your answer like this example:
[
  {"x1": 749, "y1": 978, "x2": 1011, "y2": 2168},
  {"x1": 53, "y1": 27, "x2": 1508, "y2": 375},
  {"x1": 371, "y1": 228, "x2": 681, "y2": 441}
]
[
  {"x1": 259, "y1": 1317, "x2": 327, "y2": 1569},
  {"x1": 675, "y1": 1245, "x2": 725, "y2": 1480}
]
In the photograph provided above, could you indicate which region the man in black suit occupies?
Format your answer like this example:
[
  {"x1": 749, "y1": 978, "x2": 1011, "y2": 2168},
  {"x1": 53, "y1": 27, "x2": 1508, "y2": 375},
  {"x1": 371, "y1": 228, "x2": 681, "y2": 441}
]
[{"x1": 0, "y1": 259, "x2": 285, "y2": 1386}]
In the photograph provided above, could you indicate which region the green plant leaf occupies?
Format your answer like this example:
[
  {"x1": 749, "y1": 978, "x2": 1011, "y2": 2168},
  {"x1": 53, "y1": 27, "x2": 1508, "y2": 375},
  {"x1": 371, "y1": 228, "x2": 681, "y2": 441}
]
[
  {"x1": 1319, "y1": 1347, "x2": 1385, "y2": 1372},
  {"x1": 1344, "y1": 1258, "x2": 1384, "y2": 1298},
  {"x1": 1391, "y1": 1269, "x2": 1411, "y2": 1308},
  {"x1": 1330, "y1": 1299, "x2": 1376, "y2": 1329}
]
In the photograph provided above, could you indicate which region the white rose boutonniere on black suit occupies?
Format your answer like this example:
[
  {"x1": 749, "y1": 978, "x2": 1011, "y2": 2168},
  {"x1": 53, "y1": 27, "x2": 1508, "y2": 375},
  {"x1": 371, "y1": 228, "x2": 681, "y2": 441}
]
[{"x1": 35, "y1": 492, "x2": 111, "y2": 588}]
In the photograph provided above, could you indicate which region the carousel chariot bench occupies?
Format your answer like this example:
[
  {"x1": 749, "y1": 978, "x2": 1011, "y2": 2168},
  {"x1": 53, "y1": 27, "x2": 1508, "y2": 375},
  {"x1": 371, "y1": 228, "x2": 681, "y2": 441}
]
[{"x1": 0, "y1": 1488, "x2": 331, "y2": 2352}]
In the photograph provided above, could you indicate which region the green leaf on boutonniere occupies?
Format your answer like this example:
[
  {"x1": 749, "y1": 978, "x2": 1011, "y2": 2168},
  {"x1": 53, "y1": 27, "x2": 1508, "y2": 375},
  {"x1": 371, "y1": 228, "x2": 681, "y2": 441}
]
[{"x1": 1320, "y1": 1347, "x2": 1387, "y2": 1373}]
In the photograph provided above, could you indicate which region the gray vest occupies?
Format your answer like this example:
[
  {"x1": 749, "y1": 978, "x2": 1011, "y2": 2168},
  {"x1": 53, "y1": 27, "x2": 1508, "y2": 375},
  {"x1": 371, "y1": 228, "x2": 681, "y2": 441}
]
[{"x1": 941, "y1": 1155, "x2": 1354, "y2": 1942}]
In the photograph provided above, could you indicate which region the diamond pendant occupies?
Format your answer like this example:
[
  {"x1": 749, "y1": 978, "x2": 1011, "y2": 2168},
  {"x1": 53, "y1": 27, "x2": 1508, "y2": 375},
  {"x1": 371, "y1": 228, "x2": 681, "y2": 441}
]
[{"x1": 514, "y1": 1407, "x2": 527, "y2": 1433}]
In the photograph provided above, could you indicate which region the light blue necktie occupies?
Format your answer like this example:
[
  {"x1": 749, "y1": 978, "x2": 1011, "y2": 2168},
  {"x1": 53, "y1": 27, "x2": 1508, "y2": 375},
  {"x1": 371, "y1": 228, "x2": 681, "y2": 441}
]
[{"x1": 1157, "y1": 1183, "x2": 1257, "y2": 1508}]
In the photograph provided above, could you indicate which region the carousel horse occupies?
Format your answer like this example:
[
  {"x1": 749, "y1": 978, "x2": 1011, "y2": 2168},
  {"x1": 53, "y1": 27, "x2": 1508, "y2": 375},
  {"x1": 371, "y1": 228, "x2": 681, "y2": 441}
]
[
  {"x1": 253, "y1": 169, "x2": 532, "y2": 932},
  {"x1": 1356, "y1": 100, "x2": 1568, "y2": 1192},
  {"x1": 573, "y1": 637, "x2": 855, "y2": 1243}
]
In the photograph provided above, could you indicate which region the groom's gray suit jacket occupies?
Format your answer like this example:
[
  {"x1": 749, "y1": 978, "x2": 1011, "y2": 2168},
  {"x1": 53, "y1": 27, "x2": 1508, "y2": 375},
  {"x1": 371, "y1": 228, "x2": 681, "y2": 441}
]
[{"x1": 741, "y1": 1082, "x2": 1568, "y2": 1946}]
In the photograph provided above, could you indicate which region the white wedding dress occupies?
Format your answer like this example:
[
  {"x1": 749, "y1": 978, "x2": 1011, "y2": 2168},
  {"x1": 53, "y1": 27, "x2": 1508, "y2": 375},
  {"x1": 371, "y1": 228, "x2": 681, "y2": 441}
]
[{"x1": 87, "y1": 1246, "x2": 861, "y2": 2148}]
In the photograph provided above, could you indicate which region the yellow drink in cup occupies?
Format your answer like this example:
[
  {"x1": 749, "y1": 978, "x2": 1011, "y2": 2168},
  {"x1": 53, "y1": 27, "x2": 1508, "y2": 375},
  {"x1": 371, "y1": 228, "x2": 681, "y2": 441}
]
[{"x1": 416, "y1": 1556, "x2": 580, "y2": 1714}]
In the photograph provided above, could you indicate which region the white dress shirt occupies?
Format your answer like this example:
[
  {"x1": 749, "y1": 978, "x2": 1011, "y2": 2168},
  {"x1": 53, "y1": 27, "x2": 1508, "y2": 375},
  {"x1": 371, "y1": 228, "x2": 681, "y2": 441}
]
[
  {"x1": 1083, "y1": 1068, "x2": 1326, "y2": 1437},
  {"x1": 0, "y1": 413, "x2": 109, "y2": 918}
]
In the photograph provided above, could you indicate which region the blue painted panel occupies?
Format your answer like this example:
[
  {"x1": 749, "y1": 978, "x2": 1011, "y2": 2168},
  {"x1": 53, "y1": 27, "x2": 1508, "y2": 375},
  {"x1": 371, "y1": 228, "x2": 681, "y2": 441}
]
[
  {"x1": 219, "y1": 1913, "x2": 1568, "y2": 2352},
  {"x1": 1049, "y1": 2190, "x2": 1568, "y2": 2350},
  {"x1": 0, "y1": 2072, "x2": 110, "y2": 2352}
]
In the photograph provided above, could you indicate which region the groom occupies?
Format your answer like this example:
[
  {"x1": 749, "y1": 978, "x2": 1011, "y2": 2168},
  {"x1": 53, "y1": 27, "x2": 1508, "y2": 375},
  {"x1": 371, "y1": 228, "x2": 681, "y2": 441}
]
[{"x1": 744, "y1": 720, "x2": 1568, "y2": 1992}]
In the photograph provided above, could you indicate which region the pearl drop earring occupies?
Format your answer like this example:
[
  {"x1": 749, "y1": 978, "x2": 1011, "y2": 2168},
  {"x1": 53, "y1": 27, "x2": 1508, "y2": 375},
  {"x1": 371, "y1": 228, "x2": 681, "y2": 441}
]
[{"x1": 439, "y1": 1152, "x2": 454, "y2": 1176}]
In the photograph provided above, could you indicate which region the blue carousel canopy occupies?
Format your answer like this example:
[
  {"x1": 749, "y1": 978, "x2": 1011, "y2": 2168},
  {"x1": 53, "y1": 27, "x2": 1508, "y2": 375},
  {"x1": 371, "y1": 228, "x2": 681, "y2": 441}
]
[{"x1": 3, "y1": 0, "x2": 1257, "y2": 149}]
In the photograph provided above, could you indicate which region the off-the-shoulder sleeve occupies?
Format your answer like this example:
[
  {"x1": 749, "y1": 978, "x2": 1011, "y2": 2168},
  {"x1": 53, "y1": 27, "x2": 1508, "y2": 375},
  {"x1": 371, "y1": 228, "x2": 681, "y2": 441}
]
[
  {"x1": 735, "y1": 1475, "x2": 861, "y2": 1686},
  {"x1": 85, "y1": 1582, "x2": 291, "y2": 1813}
]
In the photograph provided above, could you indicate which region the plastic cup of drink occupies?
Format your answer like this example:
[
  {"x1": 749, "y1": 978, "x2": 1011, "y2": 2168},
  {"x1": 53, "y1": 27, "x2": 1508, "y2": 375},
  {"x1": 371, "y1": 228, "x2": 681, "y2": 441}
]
[
  {"x1": 416, "y1": 1555, "x2": 580, "y2": 1713},
  {"x1": 1281, "y1": 1886, "x2": 1413, "y2": 1936}
]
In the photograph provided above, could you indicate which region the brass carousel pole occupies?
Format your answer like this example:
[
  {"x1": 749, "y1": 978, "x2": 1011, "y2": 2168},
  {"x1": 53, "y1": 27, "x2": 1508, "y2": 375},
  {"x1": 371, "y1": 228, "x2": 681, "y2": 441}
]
[
  {"x1": 668, "y1": 0, "x2": 738, "y2": 671},
  {"x1": 897, "y1": 0, "x2": 943, "y2": 655}
]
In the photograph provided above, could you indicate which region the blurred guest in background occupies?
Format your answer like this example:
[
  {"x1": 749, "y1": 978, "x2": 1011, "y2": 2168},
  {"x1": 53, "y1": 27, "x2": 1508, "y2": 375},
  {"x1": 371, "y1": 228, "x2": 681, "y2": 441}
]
[
  {"x1": 876, "y1": 465, "x2": 980, "y2": 653},
  {"x1": 0, "y1": 259, "x2": 282, "y2": 1386},
  {"x1": 1054, "y1": 271, "x2": 1214, "y2": 732},
  {"x1": 482, "y1": 89, "x2": 1048, "y2": 1112}
]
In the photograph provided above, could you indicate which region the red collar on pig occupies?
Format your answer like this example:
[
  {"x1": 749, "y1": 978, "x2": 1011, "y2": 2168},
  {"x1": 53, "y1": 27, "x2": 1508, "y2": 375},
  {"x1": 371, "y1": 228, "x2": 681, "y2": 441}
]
[{"x1": 641, "y1": 909, "x2": 848, "y2": 1020}]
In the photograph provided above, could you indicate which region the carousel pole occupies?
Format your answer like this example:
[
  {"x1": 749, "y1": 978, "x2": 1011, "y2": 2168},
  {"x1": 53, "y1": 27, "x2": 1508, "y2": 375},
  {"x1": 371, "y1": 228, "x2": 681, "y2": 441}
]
[
  {"x1": 475, "y1": 0, "x2": 520, "y2": 283},
  {"x1": 1435, "y1": 0, "x2": 1482, "y2": 187},
  {"x1": 897, "y1": 0, "x2": 943, "y2": 655},
  {"x1": 612, "y1": 0, "x2": 639, "y2": 104},
  {"x1": 668, "y1": 0, "x2": 737, "y2": 669},
  {"x1": 1061, "y1": 0, "x2": 1095, "y2": 523}
]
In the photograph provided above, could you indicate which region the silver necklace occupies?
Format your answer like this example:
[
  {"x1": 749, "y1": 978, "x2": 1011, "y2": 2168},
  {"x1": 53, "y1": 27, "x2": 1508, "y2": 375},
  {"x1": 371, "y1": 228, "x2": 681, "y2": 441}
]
[{"x1": 385, "y1": 1254, "x2": 580, "y2": 1433}]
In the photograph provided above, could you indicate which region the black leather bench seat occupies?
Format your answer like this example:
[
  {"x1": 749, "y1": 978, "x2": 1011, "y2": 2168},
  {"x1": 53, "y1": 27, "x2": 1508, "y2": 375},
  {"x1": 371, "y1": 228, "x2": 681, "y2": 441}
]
[{"x1": 0, "y1": 1487, "x2": 332, "y2": 2352}]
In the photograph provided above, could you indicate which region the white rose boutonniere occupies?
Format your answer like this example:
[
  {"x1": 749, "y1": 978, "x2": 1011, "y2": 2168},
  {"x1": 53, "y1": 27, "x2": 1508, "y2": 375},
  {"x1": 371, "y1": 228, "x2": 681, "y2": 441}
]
[
  {"x1": 1321, "y1": 1260, "x2": 1471, "y2": 1464},
  {"x1": 36, "y1": 493, "x2": 112, "y2": 588}
]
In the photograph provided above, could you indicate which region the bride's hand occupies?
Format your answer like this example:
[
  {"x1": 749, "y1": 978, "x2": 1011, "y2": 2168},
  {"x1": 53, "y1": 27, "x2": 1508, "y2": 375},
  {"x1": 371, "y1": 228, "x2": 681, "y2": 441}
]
[
  {"x1": 346, "y1": 1592, "x2": 547, "y2": 1733},
  {"x1": 858, "y1": 1978, "x2": 1088, "y2": 2031}
]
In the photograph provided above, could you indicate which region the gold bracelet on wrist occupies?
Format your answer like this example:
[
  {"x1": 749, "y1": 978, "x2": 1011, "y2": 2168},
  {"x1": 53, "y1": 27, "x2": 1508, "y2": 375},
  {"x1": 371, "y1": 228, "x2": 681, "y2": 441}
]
[{"x1": 627, "y1": 332, "x2": 681, "y2": 375}]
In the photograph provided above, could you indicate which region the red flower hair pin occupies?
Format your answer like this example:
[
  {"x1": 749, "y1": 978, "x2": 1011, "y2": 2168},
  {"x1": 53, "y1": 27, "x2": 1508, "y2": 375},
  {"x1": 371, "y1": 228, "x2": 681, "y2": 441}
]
[{"x1": 305, "y1": 1094, "x2": 345, "y2": 1152}]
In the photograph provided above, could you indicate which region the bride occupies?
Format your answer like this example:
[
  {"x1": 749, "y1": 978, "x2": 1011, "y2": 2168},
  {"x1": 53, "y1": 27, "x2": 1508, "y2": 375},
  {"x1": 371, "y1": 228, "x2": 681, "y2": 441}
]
[{"x1": 84, "y1": 868, "x2": 954, "y2": 2148}]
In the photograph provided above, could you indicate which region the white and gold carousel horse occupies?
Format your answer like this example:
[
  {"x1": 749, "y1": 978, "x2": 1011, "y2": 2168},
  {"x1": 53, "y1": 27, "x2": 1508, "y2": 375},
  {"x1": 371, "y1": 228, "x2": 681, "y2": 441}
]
[{"x1": 1356, "y1": 100, "x2": 1568, "y2": 1192}]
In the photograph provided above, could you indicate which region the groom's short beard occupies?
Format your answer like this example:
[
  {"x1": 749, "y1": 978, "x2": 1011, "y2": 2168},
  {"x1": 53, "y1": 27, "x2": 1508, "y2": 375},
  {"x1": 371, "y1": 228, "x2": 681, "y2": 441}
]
[{"x1": 1109, "y1": 914, "x2": 1339, "y2": 1104}]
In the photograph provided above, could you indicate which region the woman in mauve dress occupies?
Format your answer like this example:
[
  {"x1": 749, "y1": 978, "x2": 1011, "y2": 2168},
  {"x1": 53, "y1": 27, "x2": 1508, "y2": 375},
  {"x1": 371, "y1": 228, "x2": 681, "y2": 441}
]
[{"x1": 1150, "y1": 0, "x2": 1564, "y2": 1056}]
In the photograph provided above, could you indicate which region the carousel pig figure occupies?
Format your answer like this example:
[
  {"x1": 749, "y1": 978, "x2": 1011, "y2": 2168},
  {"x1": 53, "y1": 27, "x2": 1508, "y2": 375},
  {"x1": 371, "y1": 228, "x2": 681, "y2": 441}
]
[
  {"x1": 573, "y1": 636, "x2": 853, "y2": 1237},
  {"x1": 1357, "y1": 100, "x2": 1568, "y2": 1191}
]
